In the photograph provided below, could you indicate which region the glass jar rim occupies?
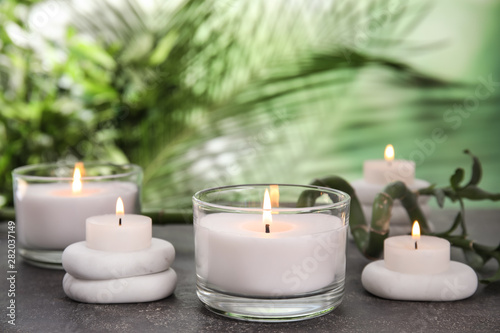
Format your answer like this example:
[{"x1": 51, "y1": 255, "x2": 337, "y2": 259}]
[
  {"x1": 193, "y1": 183, "x2": 350, "y2": 213},
  {"x1": 12, "y1": 162, "x2": 142, "y2": 181}
]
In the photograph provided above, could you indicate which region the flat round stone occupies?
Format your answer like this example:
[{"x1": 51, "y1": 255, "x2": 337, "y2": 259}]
[
  {"x1": 62, "y1": 238, "x2": 175, "y2": 280},
  {"x1": 63, "y1": 268, "x2": 177, "y2": 304},
  {"x1": 362, "y1": 260, "x2": 477, "y2": 301}
]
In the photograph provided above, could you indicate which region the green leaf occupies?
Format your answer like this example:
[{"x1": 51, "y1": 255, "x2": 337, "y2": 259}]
[
  {"x1": 149, "y1": 31, "x2": 178, "y2": 65},
  {"x1": 297, "y1": 189, "x2": 320, "y2": 208},
  {"x1": 464, "y1": 149, "x2": 482, "y2": 187},
  {"x1": 456, "y1": 186, "x2": 500, "y2": 201},
  {"x1": 68, "y1": 40, "x2": 116, "y2": 70},
  {"x1": 119, "y1": 33, "x2": 155, "y2": 63},
  {"x1": 450, "y1": 168, "x2": 464, "y2": 190},
  {"x1": 309, "y1": 176, "x2": 369, "y2": 255}
]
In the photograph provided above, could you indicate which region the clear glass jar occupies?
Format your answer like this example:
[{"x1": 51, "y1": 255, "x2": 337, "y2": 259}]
[{"x1": 193, "y1": 184, "x2": 350, "y2": 322}]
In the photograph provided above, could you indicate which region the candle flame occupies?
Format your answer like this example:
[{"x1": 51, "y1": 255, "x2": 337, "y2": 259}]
[
  {"x1": 116, "y1": 197, "x2": 125, "y2": 215},
  {"x1": 412, "y1": 221, "x2": 421, "y2": 240},
  {"x1": 75, "y1": 162, "x2": 85, "y2": 176},
  {"x1": 270, "y1": 185, "x2": 279, "y2": 208},
  {"x1": 72, "y1": 164, "x2": 83, "y2": 193},
  {"x1": 263, "y1": 189, "x2": 272, "y2": 226},
  {"x1": 384, "y1": 144, "x2": 395, "y2": 162}
]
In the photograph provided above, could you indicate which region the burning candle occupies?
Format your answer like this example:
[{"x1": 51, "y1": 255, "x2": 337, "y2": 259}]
[
  {"x1": 193, "y1": 184, "x2": 350, "y2": 321},
  {"x1": 194, "y1": 185, "x2": 348, "y2": 297},
  {"x1": 13, "y1": 163, "x2": 140, "y2": 259},
  {"x1": 361, "y1": 221, "x2": 478, "y2": 301},
  {"x1": 384, "y1": 221, "x2": 450, "y2": 274},
  {"x1": 62, "y1": 198, "x2": 177, "y2": 303},
  {"x1": 351, "y1": 146, "x2": 430, "y2": 235},
  {"x1": 85, "y1": 197, "x2": 152, "y2": 252},
  {"x1": 363, "y1": 144, "x2": 415, "y2": 185}
]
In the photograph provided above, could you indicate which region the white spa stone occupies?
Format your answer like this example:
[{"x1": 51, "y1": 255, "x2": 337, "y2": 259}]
[
  {"x1": 63, "y1": 268, "x2": 177, "y2": 304},
  {"x1": 361, "y1": 260, "x2": 478, "y2": 301},
  {"x1": 62, "y1": 238, "x2": 175, "y2": 280}
]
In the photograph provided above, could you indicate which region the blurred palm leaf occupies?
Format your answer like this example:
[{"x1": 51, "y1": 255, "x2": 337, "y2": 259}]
[{"x1": 46, "y1": 0, "x2": 500, "y2": 214}]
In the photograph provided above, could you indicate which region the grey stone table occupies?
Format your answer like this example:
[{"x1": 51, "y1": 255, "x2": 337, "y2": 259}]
[{"x1": 1, "y1": 210, "x2": 499, "y2": 333}]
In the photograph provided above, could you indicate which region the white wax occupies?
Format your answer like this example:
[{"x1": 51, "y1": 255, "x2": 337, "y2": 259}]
[
  {"x1": 384, "y1": 235, "x2": 450, "y2": 274},
  {"x1": 362, "y1": 260, "x2": 477, "y2": 301},
  {"x1": 62, "y1": 238, "x2": 174, "y2": 280},
  {"x1": 195, "y1": 213, "x2": 347, "y2": 296},
  {"x1": 363, "y1": 160, "x2": 415, "y2": 185},
  {"x1": 15, "y1": 182, "x2": 139, "y2": 250},
  {"x1": 86, "y1": 214, "x2": 151, "y2": 252},
  {"x1": 63, "y1": 268, "x2": 177, "y2": 304}
]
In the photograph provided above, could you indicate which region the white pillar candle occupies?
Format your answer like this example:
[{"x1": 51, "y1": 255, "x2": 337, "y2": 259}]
[
  {"x1": 195, "y1": 213, "x2": 347, "y2": 297},
  {"x1": 352, "y1": 145, "x2": 430, "y2": 236},
  {"x1": 62, "y1": 198, "x2": 177, "y2": 303},
  {"x1": 361, "y1": 221, "x2": 477, "y2": 301},
  {"x1": 384, "y1": 235, "x2": 450, "y2": 274},
  {"x1": 86, "y1": 214, "x2": 152, "y2": 252},
  {"x1": 15, "y1": 182, "x2": 139, "y2": 249},
  {"x1": 363, "y1": 144, "x2": 415, "y2": 185}
]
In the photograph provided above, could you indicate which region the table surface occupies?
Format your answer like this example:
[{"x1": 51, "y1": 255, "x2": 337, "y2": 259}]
[{"x1": 1, "y1": 209, "x2": 499, "y2": 333}]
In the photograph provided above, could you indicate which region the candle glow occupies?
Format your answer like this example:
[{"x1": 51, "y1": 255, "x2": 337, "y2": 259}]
[
  {"x1": 412, "y1": 221, "x2": 421, "y2": 240},
  {"x1": 72, "y1": 164, "x2": 83, "y2": 193},
  {"x1": 412, "y1": 220, "x2": 420, "y2": 250},
  {"x1": 116, "y1": 197, "x2": 125, "y2": 215},
  {"x1": 270, "y1": 185, "x2": 280, "y2": 208},
  {"x1": 384, "y1": 144, "x2": 395, "y2": 162},
  {"x1": 263, "y1": 189, "x2": 272, "y2": 231}
]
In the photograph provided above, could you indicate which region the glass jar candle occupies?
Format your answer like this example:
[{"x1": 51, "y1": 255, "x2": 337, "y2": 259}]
[
  {"x1": 13, "y1": 162, "x2": 142, "y2": 268},
  {"x1": 193, "y1": 184, "x2": 350, "y2": 322}
]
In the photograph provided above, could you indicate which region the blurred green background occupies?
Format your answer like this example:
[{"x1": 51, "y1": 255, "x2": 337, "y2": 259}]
[{"x1": 1, "y1": 0, "x2": 499, "y2": 217}]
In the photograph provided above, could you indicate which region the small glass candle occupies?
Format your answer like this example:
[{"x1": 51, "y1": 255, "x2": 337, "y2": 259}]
[
  {"x1": 12, "y1": 162, "x2": 142, "y2": 268},
  {"x1": 193, "y1": 184, "x2": 350, "y2": 322}
]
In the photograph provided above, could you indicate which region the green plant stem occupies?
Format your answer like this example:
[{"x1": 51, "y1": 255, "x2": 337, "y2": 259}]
[
  {"x1": 307, "y1": 176, "x2": 371, "y2": 256},
  {"x1": 306, "y1": 178, "x2": 430, "y2": 259},
  {"x1": 382, "y1": 182, "x2": 431, "y2": 233},
  {"x1": 305, "y1": 159, "x2": 500, "y2": 283}
]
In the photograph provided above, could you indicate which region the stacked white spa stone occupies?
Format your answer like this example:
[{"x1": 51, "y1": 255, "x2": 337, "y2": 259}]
[
  {"x1": 62, "y1": 215, "x2": 176, "y2": 304},
  {"x1": 361, "y1": 234, "x2": 477, "y2": 301},
  {"x1": 351, "y1": 159, "x2": 431, "y2": 235}
]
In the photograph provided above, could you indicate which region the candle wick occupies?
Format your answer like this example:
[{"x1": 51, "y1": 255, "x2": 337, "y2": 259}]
[
  {"x1": 265, "y1": 224, "x2": 270, "y2": 234},
  {"x1": 119, "y1": 217, "x2": 122, "y2": 226},
  {"x1": 415, "y1": 241, "x2": 418, "y2": 250}
]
